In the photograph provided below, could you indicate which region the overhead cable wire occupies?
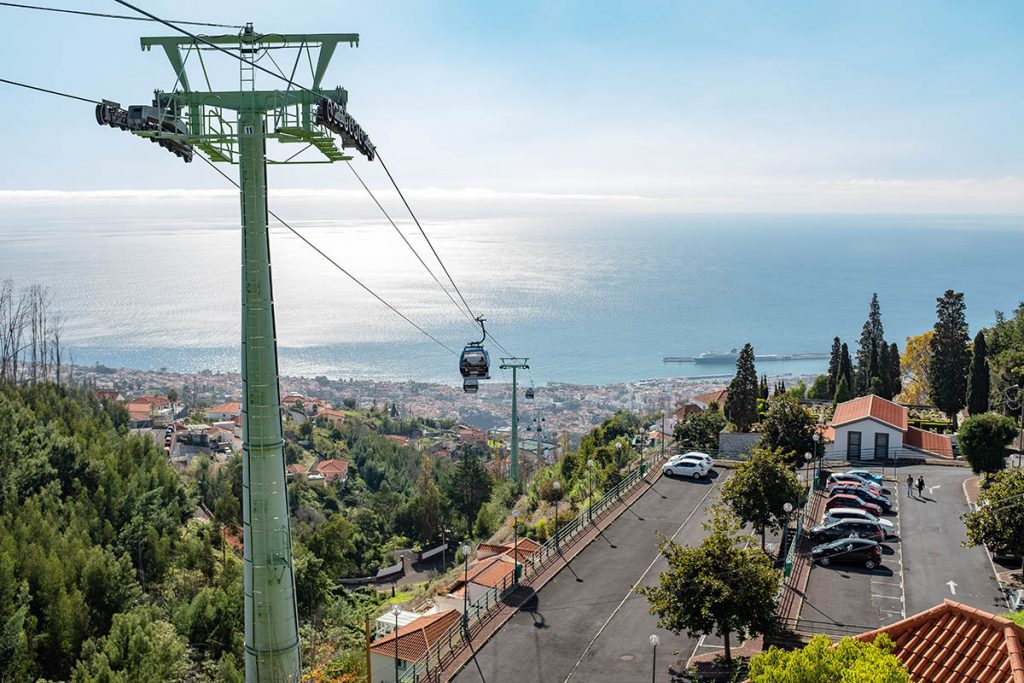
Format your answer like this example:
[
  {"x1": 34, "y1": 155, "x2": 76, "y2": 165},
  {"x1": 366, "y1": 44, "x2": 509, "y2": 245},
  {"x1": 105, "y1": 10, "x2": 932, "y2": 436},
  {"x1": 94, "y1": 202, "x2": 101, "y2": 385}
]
[
  {"x1": 0, "y1": 1, "x2": 242, "y2": 28},
  {"x1": 0, "y1": 77, "x2": 99, "y2": 104},
  {"x1": 110, "y1": 1, "x2": 522, "y2": 356},
  {"x1": 196, "y1": 155, "x2": 458, "y2": 357},
  {"x1": 344, "y1": 161, "x2": 475, "y2": 326}
]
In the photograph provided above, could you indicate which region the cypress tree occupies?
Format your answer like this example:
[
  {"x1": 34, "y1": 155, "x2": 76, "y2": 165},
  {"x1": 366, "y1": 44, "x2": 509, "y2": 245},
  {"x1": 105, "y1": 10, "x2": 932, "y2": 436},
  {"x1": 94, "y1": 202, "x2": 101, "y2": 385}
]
[
  {"x1": 725, "y1": 343, "x2": 759, "y2": 432},
  {"x1": 929, "y1": 290, "x2": 971, "y2": 427},
  {"x1": 827, "y1": 337, "x2": 841, "y2": 397},
  {"x1": 833, "y1": 375, "x2": 852, "y2": 406},
  {"x1": 876, "y1": 342, "x2": 892, "y2": 401},
  {"x1": 759, "y1": 374, "x2": 769, "y2": 400},
  {"x1": 888, "y1": 342, "x2": 902, "y2": 400},
  {"x1": 856, "y1": 294, "x2": 885, "y2": 395},
  {"x1": 967, "y1": 330, "x2": 990, "y2": 415},
  {"x1": 838, "y1": 343, "x2": 853, "y2": 391},
  {"x1": 868, "y1": 343, "x2": 880, "y2": 387}
]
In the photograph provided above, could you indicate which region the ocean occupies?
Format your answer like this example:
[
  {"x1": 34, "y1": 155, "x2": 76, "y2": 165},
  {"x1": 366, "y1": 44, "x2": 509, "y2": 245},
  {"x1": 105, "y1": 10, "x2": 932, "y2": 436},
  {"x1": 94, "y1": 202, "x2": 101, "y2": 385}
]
[{"x1": 2, "y1": 207, "x2": 1022, "y2": 386}]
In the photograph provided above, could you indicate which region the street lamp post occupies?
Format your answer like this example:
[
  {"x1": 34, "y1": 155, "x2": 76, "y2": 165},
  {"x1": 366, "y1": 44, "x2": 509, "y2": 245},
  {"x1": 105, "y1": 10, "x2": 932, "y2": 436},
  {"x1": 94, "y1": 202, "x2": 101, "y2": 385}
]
[
  {"x1": 811, "y1": 432, "x2": 821, "y2": 486},
  {"x1": 512, "y1": 511, "x2": 520, "y2": 586},
  {"x1": 392, "y1": 604, "x2": 401, "y2": 682},
  {"x1": 803, "y1": 452, "x2": 813, "y2": 491},
  {"x1": 649, "y1": 634, "x2": 660, "y2": 683},
  {"x1": 587, "y1": 459, "x2": 594, "y2": 524},
  {"x1": 552, "y1": 481, "x2": 561, "y2": 550},
  {"x1": 461, "y1": 543, "x2": 471, "y2": 631},
  {"x1": 783, "y1": 501, "x2": 794, "y2": 547}
]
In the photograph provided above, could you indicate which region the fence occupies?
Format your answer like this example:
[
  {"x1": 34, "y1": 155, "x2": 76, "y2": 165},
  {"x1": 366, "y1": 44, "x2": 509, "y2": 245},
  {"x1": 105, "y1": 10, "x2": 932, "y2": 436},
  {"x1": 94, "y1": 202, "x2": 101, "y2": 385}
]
[{"x1": 395, "y1": 451, "x2": 668, "y2": 682}]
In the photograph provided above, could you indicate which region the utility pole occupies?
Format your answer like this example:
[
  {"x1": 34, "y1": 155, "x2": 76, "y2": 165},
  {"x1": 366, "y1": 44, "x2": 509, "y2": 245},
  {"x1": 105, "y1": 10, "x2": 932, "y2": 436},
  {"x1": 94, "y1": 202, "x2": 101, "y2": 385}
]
[
  {"x1": 500, "y1": 358, "x2": 529, "y2": 486},
  {"x1": 102, "y1": 26, "x2": 374, "y2": 682}
]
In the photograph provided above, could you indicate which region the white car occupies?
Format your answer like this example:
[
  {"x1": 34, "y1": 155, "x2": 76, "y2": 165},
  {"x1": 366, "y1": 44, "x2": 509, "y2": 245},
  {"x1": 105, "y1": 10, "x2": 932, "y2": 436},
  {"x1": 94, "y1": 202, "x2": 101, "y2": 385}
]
[
  {"x1": 669, "y1": 451, "x2": 714, "y2": 468},
  {"x1": 662, "y1": 459, "x2": 709, "y2": 480},
  {"x1": 823, "y1": 507, "x2": 895, "y2": 534},
  {"x1": 826, "y1": 473, "x2": 883, "y2": 494}
]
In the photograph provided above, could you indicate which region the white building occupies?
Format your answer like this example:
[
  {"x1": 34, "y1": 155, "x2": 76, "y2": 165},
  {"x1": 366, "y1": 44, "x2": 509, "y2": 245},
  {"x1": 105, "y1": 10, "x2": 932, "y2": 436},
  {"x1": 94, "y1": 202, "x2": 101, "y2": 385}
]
[
  {"x1": 827, "y1": 395, "x2": 953, "y2": 461},
  {"x1": 368, "y1": 609, "x2": 460, "y2": 683}
]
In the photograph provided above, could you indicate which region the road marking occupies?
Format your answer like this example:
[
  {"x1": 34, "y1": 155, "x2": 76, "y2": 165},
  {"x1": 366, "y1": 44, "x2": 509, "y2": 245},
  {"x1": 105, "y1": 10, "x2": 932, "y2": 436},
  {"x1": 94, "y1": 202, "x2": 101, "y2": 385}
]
[
  {"x1": 946, "y1": 580, "x2": 957, "y2": 595},
  {"x1": 562, "y1": 478, "x2": 723, "y2": 683},
  {"x1": 893, "y1": 490, "x2": 907, "y2": 618},
  {"x1": 928, "y1": 485, "x2": 941, "y2": 495}
]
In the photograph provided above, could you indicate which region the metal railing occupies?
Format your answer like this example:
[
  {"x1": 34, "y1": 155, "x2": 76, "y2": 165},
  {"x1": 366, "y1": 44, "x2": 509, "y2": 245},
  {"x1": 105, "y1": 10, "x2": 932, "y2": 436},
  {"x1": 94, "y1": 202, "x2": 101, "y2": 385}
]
[{"x1": 395, "y1": 452, "x2": 668, "y2": 682}]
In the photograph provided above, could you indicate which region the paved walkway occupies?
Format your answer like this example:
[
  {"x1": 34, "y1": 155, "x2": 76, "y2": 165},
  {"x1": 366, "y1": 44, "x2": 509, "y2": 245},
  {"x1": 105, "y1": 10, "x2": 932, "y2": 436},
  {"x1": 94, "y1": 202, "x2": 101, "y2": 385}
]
[{"x1": 450, "y1": 471, "x2": 727, "y2": 683}]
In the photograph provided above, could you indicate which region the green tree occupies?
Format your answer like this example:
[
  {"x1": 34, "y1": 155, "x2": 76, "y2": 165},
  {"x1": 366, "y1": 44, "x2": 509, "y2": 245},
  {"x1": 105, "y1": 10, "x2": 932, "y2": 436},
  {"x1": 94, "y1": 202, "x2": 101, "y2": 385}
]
[
  {"x1": 72, "y1": 606, "x2": 188, "y2": 683},
  {"x1": 342, "y1": 397, "x2": 357, "y2": 410},
  {"x1": 748, "y1": 633, "x2": 909, "y2": 683},
  {"x1": 166, "y1": 388, "x2": 178, "y2": 419},
  {"x1": 962, "y1": 468, "x2": 1024, "y2": 564},
  {"x1": 839, "y1": 343, "x2": 853, "y2": 392},
  {"x1": 758, "y1": 397, "x2": 816, "y2": 464},
  {"x1": 967, "y1": 330, "x2": 991, "y2": 415},
  {"x1": 957, "y1": 412, "x2": 1016, "y2": 476},
  {"x1": 986, "y1": 304, "x2": 1024, "y2": 417},
  {"x1": 834, "y1": 375, "x2": 852, "y2": 406},
  {"x1": 409, "y1": 456, "x2": 442, "y2": 543},
  {"x1": 808, "y1": 374, "x2": 831, "y2": 400},
  {"x1": 856, "y1": 293, "x2": 886, "y2": 396},
  {"x1": 444, "y1": 446, "x2": 493, "y2": 534},
  {"x1": 877, "y1": 343, "x2": 892, "y2": 399},
  {"x1": 888, "y1": 341, "x2": 902, "y2": 400},
  {"x1": 929, "y1": 290, "x2": 971, "y2": 427},
  {"x1": 725, "y1": 343, "x2": 758, "y2": 432},
  {"x1": 760, "y1": 374, "x2": 769, "y2": 400},
  {"x1": 636, "y1": 509, "x2": 779, "y2": 663},
  {"x1": 828, "y1": 337, "x2": 842, "y2": 397},
  {"x1": 721, "y1": 447, "x2": 803, "y2": 548},
  {"x1": 673, "y1": 409, "x2": 726, "y2": 452}
]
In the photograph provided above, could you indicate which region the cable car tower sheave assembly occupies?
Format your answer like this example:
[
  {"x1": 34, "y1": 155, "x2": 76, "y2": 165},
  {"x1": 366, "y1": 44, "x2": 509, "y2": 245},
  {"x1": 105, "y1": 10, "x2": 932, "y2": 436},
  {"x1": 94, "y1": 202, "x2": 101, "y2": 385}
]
[{"x1": 95, "y1": 24, "x2": 374, "y2": 682}]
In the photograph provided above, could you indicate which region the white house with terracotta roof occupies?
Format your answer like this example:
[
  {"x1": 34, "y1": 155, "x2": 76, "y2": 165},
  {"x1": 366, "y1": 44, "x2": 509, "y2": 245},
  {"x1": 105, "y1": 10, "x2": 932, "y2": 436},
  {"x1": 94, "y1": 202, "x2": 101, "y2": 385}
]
[
  {"x1": 368, "y1": 609, "x2": 461, "y2": 683},
  {"x1": 313, "y1": 458, "x2": 348, "y2": 483},
  {"x1": 691, "y1": 388, "x2": 728, "y2": 410},
  {"x1": 435, "y1": 554, "x2": 518, "y2": 616},
  {"x1": 205, "y1": 401, "x2": 241, "y2": 421},
  {"x1": 827, "y1": 395, "x2": 953, "y2": 461}
]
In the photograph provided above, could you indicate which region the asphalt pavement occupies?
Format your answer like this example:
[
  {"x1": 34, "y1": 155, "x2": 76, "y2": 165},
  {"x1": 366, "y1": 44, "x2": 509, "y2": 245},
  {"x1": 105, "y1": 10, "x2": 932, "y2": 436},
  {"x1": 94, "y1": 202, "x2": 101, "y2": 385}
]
[
  {"x1": 797, "y1": 465, "x2": 1006, "y2": 637},
  {"x1": 453, "y1": 470, "x2": 729, "y2": 683}
]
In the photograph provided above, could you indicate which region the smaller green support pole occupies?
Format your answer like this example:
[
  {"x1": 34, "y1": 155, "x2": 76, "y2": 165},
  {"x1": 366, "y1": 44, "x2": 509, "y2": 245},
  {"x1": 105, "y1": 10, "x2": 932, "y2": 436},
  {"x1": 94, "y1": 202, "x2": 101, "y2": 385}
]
[{"x1": 500, "y1": 358, "x2": 529, "y2": 487}]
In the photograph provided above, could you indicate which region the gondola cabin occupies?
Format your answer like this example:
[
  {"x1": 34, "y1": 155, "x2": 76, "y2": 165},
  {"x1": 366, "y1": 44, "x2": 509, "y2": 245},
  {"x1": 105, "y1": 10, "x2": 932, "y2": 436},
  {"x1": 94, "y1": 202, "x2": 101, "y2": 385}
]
[
  {"x1": 525, "y1": 387, "x2": 535, "y2": 399},
  {"x1": 460, "y1": 344, "x2": 490, "y2": 379},
  {"x1": 463, "y1": 378, "x2": 479, "y2": 394}
]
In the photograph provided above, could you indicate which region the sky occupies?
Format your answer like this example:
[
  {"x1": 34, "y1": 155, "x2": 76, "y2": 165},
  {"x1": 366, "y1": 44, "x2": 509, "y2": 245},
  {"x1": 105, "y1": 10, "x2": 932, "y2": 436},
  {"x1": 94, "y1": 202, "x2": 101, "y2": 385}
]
[{"x1": 0, "y1": 0, "x2": 1022, "y2": 214}]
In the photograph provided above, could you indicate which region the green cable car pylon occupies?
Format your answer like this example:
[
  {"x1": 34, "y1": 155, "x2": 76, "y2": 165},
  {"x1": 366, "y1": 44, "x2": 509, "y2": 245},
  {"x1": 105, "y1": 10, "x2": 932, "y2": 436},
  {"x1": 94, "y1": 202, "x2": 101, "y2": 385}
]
[{"x1": 99, "y1": 24, "x2": 375, "y2": 682}]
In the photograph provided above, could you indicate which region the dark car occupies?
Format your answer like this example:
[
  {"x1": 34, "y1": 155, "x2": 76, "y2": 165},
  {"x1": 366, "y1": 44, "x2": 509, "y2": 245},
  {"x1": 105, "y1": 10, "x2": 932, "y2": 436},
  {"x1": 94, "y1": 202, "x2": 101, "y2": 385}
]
[
  {"x1": 825, "y1": 493, "x2": 883, "y2": 517},
  {"x1": 828, "y1": 484, "x2": 892, "y2": 511},
  {"x1": 811, "y1": 538, "x2": 883, "y2": 569},
  {"x1": 809, "y1": 519, "x2": 885, "y2": 543}
]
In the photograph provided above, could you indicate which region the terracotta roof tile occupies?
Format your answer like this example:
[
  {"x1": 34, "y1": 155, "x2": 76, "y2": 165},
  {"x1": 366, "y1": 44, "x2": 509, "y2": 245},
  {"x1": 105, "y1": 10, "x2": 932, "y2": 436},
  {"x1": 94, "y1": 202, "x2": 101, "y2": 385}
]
[
  {"x1": 693, "y1": 389, "x2": 728, "y2": 406},
  {"x1": 904, "y1": 426, "x2": 955, "y2": 458},
  {"x1": 369, "y1": 609, "x2": 461, "y2": 662},
  {"x1": 853, "y1": 599, "x2": 1024, "y2": 683},
  {"x1": 832, "y1": 395, "x2": 908, "y2": 431}
]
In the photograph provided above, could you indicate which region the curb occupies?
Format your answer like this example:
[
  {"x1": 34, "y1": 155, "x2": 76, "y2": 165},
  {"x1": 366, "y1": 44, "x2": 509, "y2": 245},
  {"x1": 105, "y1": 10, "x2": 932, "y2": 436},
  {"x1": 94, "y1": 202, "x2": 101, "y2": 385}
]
[{"x1": 961, "y1": 475, "x2": 1011, "y2": 611}]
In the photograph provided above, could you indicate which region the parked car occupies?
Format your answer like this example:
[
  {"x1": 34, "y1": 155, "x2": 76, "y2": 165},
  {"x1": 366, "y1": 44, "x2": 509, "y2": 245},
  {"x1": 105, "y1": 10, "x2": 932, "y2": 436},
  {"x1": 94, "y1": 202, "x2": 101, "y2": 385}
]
[
  {"x1": 825, "y1": 493, "x2": 883, "y2": 517},
  {"x1": 669, "y1": 451, "x2": 714, "y2": 468},
  {"x1": 828, "y1": 484, "x2": 893, "y2": 511},
  {"x1": 846, "y1": 469, "x2": 884, "y2": 484},
  {"x1": 827, "y1": 473, "x2": 883, "y2": 493},
  {"x1": 809, "y1": 519, "x2": 886, "y2": 543},
  {"x1": 823, "y1": 507, "x2": 895, "y2": 534},
  {"x1": 989, "y1": 544, "x2": 1022, "y2": 562},
  {"x1": 662, "y1": 459, "x2": 709, "y2": 480},
  {"x1": 811, "y1": 538, "x2": 883, "y2": 569}
]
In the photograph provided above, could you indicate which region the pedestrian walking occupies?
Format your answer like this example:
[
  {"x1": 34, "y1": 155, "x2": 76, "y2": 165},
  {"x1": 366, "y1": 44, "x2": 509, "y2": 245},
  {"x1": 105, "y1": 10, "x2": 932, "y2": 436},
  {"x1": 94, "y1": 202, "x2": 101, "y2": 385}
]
[
  {"x1": 906, "y1": 474, "x2": 914, "y2": 497},
  {"x1": 916, "y1": 475, "x2": 925, "y2": 498}
]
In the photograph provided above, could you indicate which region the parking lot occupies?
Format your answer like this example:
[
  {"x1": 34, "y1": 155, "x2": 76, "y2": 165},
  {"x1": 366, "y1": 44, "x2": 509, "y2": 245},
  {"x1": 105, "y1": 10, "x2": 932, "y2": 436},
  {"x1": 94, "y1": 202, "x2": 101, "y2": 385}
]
[{"x1": 797, "y1": 465, "x2": 1007, "y2": 636}]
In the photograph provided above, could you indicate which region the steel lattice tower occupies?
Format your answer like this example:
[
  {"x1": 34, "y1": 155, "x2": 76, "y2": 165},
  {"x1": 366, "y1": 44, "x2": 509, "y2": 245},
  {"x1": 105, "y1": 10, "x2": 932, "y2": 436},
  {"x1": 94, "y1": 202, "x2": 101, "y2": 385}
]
[{"x1": 101, "y1": 25, "x2": 375, "y2": 681}]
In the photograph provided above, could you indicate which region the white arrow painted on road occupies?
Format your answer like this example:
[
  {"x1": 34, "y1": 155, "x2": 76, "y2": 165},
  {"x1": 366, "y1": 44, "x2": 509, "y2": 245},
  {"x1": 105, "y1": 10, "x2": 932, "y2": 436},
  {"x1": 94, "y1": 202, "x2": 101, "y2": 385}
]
[
  {"x1": 946, "y1": 580, "x2": 957, "y2": 595},
  {"x1": 928, "y1": 485, "x2": 941, "y2": 495}
]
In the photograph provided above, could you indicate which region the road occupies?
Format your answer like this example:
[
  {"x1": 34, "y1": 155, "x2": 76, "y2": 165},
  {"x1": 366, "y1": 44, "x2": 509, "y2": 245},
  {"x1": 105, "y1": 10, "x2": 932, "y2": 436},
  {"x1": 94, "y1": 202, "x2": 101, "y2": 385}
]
[
  {"x1": 798, "y1": 465, "x2": 1006, "y2": 636},
  {"x1": 453, "y1": 470, "x2": 729, "y2": 683}
]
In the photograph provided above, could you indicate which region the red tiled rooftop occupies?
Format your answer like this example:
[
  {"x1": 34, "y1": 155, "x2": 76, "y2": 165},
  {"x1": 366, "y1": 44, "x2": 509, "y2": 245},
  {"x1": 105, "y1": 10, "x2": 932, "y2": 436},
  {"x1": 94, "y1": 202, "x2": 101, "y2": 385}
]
[
  {"x1": 904, "y1": 427, "x2": 955, "y2": 459},
  {"x1": 693, "y1": 389, "x2": 729, "y2": 406},
  {"x1": 477, "y1": 538, "x2": 542, "y2": 563},
  {"x1": 369, "y1": 609, "x2": 461, "y2": 662},
  {"x1": 832, "y1": 395, "x2": 908, "y2": 431},
  {"x1": 853, "y1": 599, "x2": 1024, "y2": 683},
  {"x1": 207, "y1": 401, "x2": 241, "y2": 415}
]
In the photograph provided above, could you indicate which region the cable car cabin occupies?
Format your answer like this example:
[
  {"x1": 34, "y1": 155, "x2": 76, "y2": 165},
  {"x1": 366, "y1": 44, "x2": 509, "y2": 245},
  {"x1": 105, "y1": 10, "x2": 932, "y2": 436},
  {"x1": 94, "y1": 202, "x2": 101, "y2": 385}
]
[
  {"x1": 463, "y1": 378, "x2": 479, "y2": 394},
  {"x1": 525, "y1": 387, "x2": 535, "y2": 399},
  {"x1": 459, "y1": 344, "x2": 490, "y2": 379}
]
